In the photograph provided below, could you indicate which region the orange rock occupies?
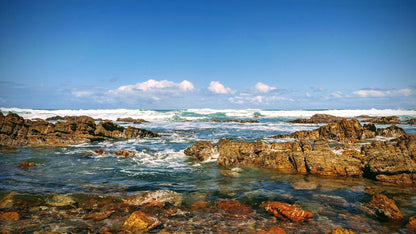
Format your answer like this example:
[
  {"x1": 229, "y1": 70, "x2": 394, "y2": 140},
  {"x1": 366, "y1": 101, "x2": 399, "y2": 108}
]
[
  {"x1": 368, "y1": 193, "x2": 403, "y2": 221},
  {"x1": 18, "y1": 161, "x2": 35, "y2": 168},
  {"x1": 86, "y1": 210, "x2": 114, "y2": 221},
  {"x1": 0, "y1": 212, "x2": 20, "y2": 221},
  {"x1": 115, "y1": 149, "x2": 135, "y2": 157},
  {"x1": 191, "y1": 200, "x2": 209, "y2": 211},
  {"x1": 256, "y1": 226, "x2": 286, "y2": 234},
  {"x1": 261, "y1": 201, "x2": 313, "y2": 222},
  {"x1": 407, "y1": 216, "x2": 416, "y2": 233},
  {"x1": 216, "y1": 199, "x2": 253, "y2": 219},
  {"x1": 94, "y1": 149, "x2": 105, "y2": 155},
  {"x1": 123, "y1": 211, "x2": 160, "y2": 232},
  {"x1": 331, "y1": 227, "x2": 356, "y2": 234}
]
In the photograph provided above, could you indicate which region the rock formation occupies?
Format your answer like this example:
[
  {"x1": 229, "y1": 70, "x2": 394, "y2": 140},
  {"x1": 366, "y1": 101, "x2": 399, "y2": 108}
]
[
  {"x1": 116, "y1": 117, "x2": 149, "y2": 124},
  {"x1": 288, "y1": 114, "x2": 345, "y2": 124},
  {"x1": 362, "y1": 116, "x2": 401, "y2": 124},
  {"x1": 260, "y1": 201, "x2": 313, "y2": 222},
  {"x1": 367, "y1": 193, "x2": 404, "y2": 221},
  {"x1": 0, "y1": 112, "x2": 160, "y2": 146}
]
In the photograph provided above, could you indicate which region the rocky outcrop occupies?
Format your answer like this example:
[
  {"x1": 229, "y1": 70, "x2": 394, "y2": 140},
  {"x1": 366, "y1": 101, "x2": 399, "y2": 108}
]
[
  {"x1": 408, "y1": 216, "x2": 416, "y2": 233},
  {"x1": 367, "y1": 193, "x2": 403, "y2": 221},
  {"x1": 45, "y1": 115, "x2": 103, "y2": 122},
  {"x1": 0, "y1": 112, "x2": 160, "y2": 146},
  {"x1": 408, "y1": 119, "x2": 416, "y2": 125},
  {"x1": 363, "y1": 116, "x2": 401, "y2": 124},
  {"x1": 289, "y1": 114, "x2": 345, "y2": 124},
  {"x1": 184, "y1": 141, "x2": 218, "y2": 161},
  {"x1": 260, "y1": 201, "x2": 313, "y2": 222},
  {"x1": 115, "y1": 149, "x2": 135, "y2": 157},
  {"x1": 212, "y1": 119, "x2": 259, "y2": 123},
  {"x1": 117, "y1": 117, "x2": 149, "y2": 124},
  {"x1": 123, "y1": 211, "x2": 160, "y2": 232},
  {"x1": 18, "y1": 161, "x2": 35, "y2": 169},
  {"x1": 275, "y1": 118, "x2": 406, "y2": 142}
]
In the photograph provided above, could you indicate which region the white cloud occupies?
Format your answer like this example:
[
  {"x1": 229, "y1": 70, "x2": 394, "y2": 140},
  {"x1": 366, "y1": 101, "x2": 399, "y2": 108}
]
[
  {"x1": 229, "y1": 94, "x2": 293, "y2": 105},
  {"x1": 255, "y1": 82, "x2": 276, "y2": 93},
  {"x1": 208, "y1": 81, "x2": 234, "y2": 94},
  {"x1": 112, "y1": 79, "x2": 194, "y2": 94},
  {"x1": 353, "y1": 89, "x2": 413, "y2": 98},
  {"x1": 72, "y1": 90, "x2": 94, "y2": 98}
]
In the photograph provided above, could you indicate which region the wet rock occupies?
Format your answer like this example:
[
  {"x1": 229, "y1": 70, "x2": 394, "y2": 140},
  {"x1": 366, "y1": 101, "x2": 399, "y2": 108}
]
[
  {"x1": 240, "y1": 119, "x2": 260, "y2": 123},
  {"x1": 368, "y1": 193, "x2": 404, "y2": 221},
  {"x1": 123, "y1": 210, "x2": 160, "y2": 232},
  {"x1": 260, "y1": 201, "x2": 313, "y2": 222},
  {"x1": 376, "y1": 125, "x2": 406, "y2": 138},
  {"x1": 0, "y1": 192, "x2": 15, "y2": 209},
  {"x1": 0, "y1": 212, "x2": 19, "y2": 221},
  {"x1": 289, "y1": 114, "x2": 345, "y2": 124},
  {"x1": 125, "y1": 190, "x2": 182, "y2": 207},
  {"x1": 407, "y1": 216, "x2": 416, "y2": 233},
  {"x1": 47, "y1": 194, "x2": 75, "y2": 207},
  {"x1": 85, "y1": 210, "x2": 114, "y2": 221},
  {"x1": 330, "y1": 227, "x2": 356, "y2": 234},
  {"x1": 184, "y1": 141, "x2": 218, "y2": 161},
  {"x1": 117, "y1": 117, "x2": 149, "y2": 124},
  {"x1": 115, "y1": 149, "x2": 135, "y2": 157},
  {"x1": 18, "y1": 161, "x2": 35, "y2": 168},
  {"x1": 256, "y1": 226, "x2": 286, "y2": 234},
  {"x1": 191, "y1": 200, "x2": 209, "y2": 211},
  {"x1": 363, "y1": 116, "x2": 401, "y2": 124},
  {"x1": 215, "y1": 199, "x2": 253, "y2": 220},
  {"x1": 408, "y1": 118, "x2": 416, "y2": 125},
  {"x1": 94, "y1": 149, "x2": 106, "y2": 155}
]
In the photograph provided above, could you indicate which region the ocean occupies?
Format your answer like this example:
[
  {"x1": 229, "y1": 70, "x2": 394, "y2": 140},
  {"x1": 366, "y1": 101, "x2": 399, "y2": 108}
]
[{"x1": 1, "y1": 108, "x2": 416, "y2": 233}]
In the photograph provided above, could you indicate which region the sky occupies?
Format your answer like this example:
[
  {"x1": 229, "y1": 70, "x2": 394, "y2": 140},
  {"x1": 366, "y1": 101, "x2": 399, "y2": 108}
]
[{"x1": 0, "y1": 0, "x2": 415, "y2": 110}]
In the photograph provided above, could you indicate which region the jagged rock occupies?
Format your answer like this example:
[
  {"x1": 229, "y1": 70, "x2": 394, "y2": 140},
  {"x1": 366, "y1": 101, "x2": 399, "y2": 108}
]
[
  {"x1": 115, "y1": 149, "x2": 135, "y2": 157},
  {"x1": 240, "y1": 119, "x2": 259, "y2": 123},
  {"x1": 330, "y1": 227, "x2": 356, "y2": 234},
  {"x1": 376, "y1": 125, "x2": 406, "y2": 138},
  {"x1": 260, "y1": 201, "x2": 313, "y2": 222},
  {"x1": 0, "y1": 112, "x2": 160, "y2": 146},
  {"x1": 408, "y1": 118, "x2": 416, "y2": 125},
  {"x1": 117, "y1": 117, "x2": 149, "y2": 124},
  {"x1": 368, "y1": 193, "x2": 403, "y2": 221},
  {"x1": 362, "y1": 140, "x2": 416, "y2": 185},
  {"x1": 289, "y1": 114, "x2": 345, "y2": 124},
  {"x1": 184, "y1": 141, "x2": 218, "y2": 161},
  {"x1": 123, "y1": 211, "x2": 160, "y2": 232},
  {"x1": 363, "y1": 116, "x2": 401, "y2": 124}
]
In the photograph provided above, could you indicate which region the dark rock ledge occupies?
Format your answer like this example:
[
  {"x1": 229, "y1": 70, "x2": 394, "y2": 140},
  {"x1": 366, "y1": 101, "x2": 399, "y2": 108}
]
[
  {"x1": 0, "y1": 112, "x2": 160, "y2": 146},
  {"x1": 185, "y1": 119, "x2": 416, "y2": 186}
]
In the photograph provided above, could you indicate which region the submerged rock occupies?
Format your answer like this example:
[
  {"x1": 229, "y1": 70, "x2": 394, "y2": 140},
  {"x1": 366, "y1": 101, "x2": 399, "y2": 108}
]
[
  {"x1": 407, "y1": 216, "x2": 416, "y2": 233},
  {"x1": 0, "y1": 112, "x2": 160, "y2": 146},
  {"x1": 125, "y1": 190, "x2": 183, "y2": 207},
  {"x1": 0, "y1": 212, "x2": 19, "y2": 221},
  {"x1": 115, "y1": 149, "x2": 135, "y2": 157},
  {"x1": 215, "y1": 199, "x2": 253, "y2": 220},
  {"x1": 256, "y1": 226, "x2": 287, "y2": 234},
  {"x1": 18, "y1": 161, "x2": 35, "y2": 169},
  {"x1": 368, "y1": 193, "x2": 403, "y2": 221},
  {"x1": 330, "y1": 227, "x2": 356, "y2": 234},
  {"x1": 260, "y1": 201, "x2": 313, "y2": 222}
]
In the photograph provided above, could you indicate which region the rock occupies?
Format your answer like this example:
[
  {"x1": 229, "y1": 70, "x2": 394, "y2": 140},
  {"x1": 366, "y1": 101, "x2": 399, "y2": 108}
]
[
  {"x1": 289, "y1": 114, "x2": 345, "y2": 124},
  {"x1": 115, "y1": 149, "x2": 135, "y2": 157},
  {"x1": 260, "y1": 201, "x2": 313, "y2": 222},
  {"x1": 86, "y1": 210, "x2": 114, "y2": 221},
  {"x1": 363, "y1": 116, "x2": 401, "y2": 124},
  {"x1": 0, "y1": 192, "x2": 15, "y2": 209},
  {"x1": 408, "y1": 118, "x2": 416, "y2": 125},
  {"x1": 0, "y1": 212, "x2": 19, "y2": 221},
  {"x1": 368, "y1": 193, "x2": 403, "y2": 221},
  {"x1": 407, "y1": 216, "x2": 416, "y2": 233},
  {"x1": 94, "y1": 149, "x2": 106, "y2": 155},
  {"x1": 123, "y1": 211, "x2": 160, "y2": 232},
  {"x1": 191, "y1": 200, "x2": 209, "y2": 211},
  {"x1": 256, "y1": 226, "x2": 286, "y2": 234},
  {"x1": 117, "y1": 117, "x2": 149, "y2": 124},
  {"x1": 356, "y1": 115, "x2": 371, "y2": 118},
  {"x1": 0, "y1": 112, "x2": 160, "y2": 146},
  {"x1": 330, "y1": 227, "x2": 356, "y2": 234},
  {"x1": 18, "y1": 161, "x2": 35, "y2": 168},
  {"x1": 125, "y1": 190, "x2": 183, "y2": 207},
  {"x1": 240, "y1": 119, "x2": 259, "y2": 123},
  {"x1": 47, "y1": 194, "x2": 75, "y2": 207},
  {"x1": 215, "y1": 199, "x2": 253, "y2": 219},
  {"x1": 184, "y1": 141, "x2": 218, "y2": 161},
  {"x1": 376, "y1": 125, "x2": 406, "y2": 138}
]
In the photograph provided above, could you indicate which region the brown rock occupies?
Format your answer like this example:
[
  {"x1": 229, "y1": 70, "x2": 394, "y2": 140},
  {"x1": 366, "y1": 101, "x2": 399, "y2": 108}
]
[
  {"x1": 368, "y1": 193, "x2": 403, "y2": 221},
  {"x1": 115, "y1": 149, "x2": 135, "y2": 157},
  {"x1": 0, "y1": 212, "x2": 19, "y2": 221},
  {"x1": 331, "y1": 227, "x2": 356, "y2": 234},
  {"x1": 216, "y1": 199, "x2": 253, "y2": 219},
  {"x1": 191, "y1": 200, "x2": 209, "y2": 211},
  {"x1": 94, "y1": 149, "x2": 106, "y2": 155},
  {"x1": 408, "y1": 118, "x2": 416, "y2": 125},
  {"x1": 407, "y1": 216, "x2": 416, "y2": 233},
  {"x1": 289, "y1": 114, "x2": 345, "y2": 124},
  {"x1": 376, "y1": 125, "x2": 406, "y2": 138},
  {"x1": 86, "y1": 210, "x2": 114, "y2": 221},
  {"x1": 260, "y1": 201, "x2": 313, "y2": 222},
  {"x1": 184, "y1": 141, "x2": 218, "y2": 161},
  {"x1": 256, "y1": 226, "x2": 286, "y2": 234},
  {"x1": 363, "y1": 116, "x2": 401, "y2": 124},
  {"x1": 117, "y1": 117, "x2": 149, "y2": 124},
  {"x1": 18, "y1": 161, "x2": 35, "y2": 168},
  {"x1": 123, "y1": 211, "x2": 160, "y2": 232}
]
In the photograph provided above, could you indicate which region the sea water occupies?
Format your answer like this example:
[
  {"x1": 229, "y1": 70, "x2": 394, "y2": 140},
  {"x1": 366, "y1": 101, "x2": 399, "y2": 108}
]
[{"x1": 1, "y1": 108, "x2": 416, "y2": 233}]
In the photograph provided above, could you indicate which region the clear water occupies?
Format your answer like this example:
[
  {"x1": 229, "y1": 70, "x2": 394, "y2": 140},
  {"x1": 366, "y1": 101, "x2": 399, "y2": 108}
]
[{"x1": 1, "y1": 108, "x2": 416, "y2": 233}]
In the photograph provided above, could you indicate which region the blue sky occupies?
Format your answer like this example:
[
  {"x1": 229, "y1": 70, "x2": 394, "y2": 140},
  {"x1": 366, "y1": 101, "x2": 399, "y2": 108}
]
[{"x1": 0, "y1": 0, "x2": 415, "y2": 109}]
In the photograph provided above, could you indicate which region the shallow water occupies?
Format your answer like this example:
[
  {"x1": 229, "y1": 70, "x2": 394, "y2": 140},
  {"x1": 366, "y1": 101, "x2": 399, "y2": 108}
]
[{"x1": 1, "y1": 108, "x2": 416, "y2": 233}]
